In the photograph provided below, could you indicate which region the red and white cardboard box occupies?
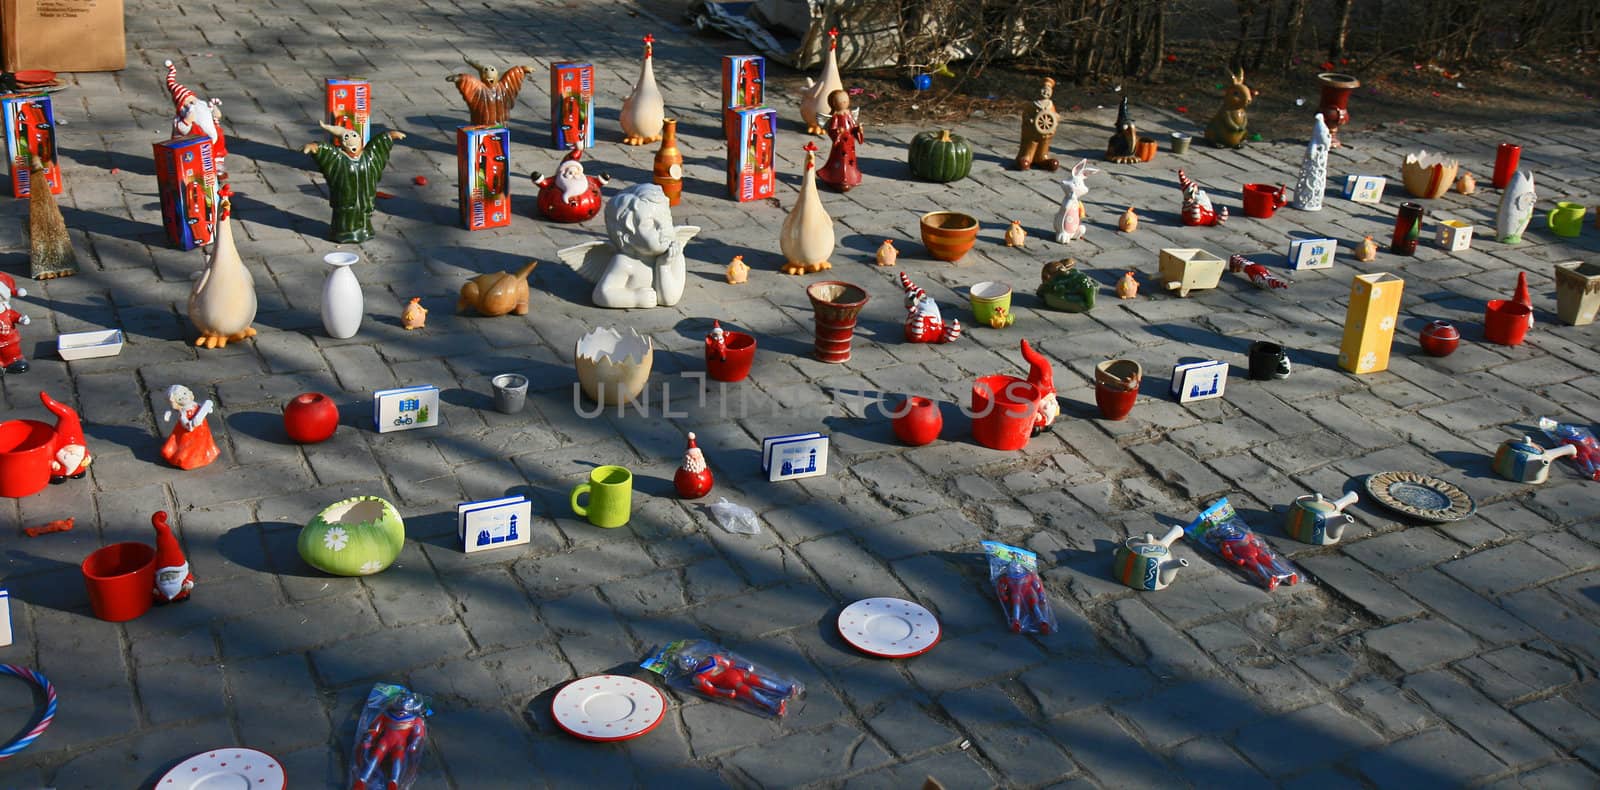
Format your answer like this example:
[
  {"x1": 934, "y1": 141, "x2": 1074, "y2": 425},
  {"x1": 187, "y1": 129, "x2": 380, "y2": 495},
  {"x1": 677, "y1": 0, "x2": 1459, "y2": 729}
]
[
  {"x1": 325, "y1": 78, "x2": 372, "y2": 146},
  {"x1": 3, "y1": 92, "x2": 62, "y2": 197},
  {"x1": 549, "y1": 63, "x2": 594, "y2": 150},
  {"x1": 457, "y1": 125, "x2": 511, "y2": 231},
  {"x1": 727, "y1": 107, "x2": 776, "y2": 202},
  {"x1": 152, "y1": 135, "x2": 219, "y2": 250},
  {"x1": 720, "y1": 55, "x2": 765, "y2": 138}
]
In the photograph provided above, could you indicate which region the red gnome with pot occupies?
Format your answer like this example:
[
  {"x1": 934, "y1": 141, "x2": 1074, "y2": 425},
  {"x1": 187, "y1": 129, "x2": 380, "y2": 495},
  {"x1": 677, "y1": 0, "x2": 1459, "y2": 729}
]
[
  {"x1": 41, "y1": 391, "x2": 91, "y2": 482},
  {"x1": 533, "y1": 146, "x2": 609, "y2": 223},
  {"x1": 151, "y1": 511, "x2": 195, "y2": 603},
  {"x1": 1020, "y1": 339, "x2": 1059, "y2": 435}
]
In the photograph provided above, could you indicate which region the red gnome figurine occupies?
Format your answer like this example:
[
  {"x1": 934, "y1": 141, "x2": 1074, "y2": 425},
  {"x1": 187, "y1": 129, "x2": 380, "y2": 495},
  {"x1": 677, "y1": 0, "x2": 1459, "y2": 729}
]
[
  {"x1": 1019, "y1": 339, "x2": 1059, "y2": 435},
  {"x1": 674, "y1": 432, "x2": 714, "y2": 499},
  {"x1": 40, "y1": 391, "x2": 91, "y2": 482},
  {"x1": 151, "y1": 511, "x2": 195, "y2": 603}
]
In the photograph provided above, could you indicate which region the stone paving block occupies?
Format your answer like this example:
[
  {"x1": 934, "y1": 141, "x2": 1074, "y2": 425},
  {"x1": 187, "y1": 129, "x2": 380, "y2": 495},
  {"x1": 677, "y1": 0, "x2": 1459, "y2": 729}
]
[
  {"x1": 1404, "y1": 669, "x2": 1559, "y2": 768},
  {"x1": 1171, "y1": 737, "x2": 1275, "y2": 790},
  {"x1": 1341, "y1": 676, "x2": 1436, "y2": 738},
  {"x1": 1455, "y1": 642, "x2": 1583, "y2": 705},
  {"x1": 311, "y1": 621, "x2": 473, "y2": 688},
  {"x1": 867, "y1": 696, "x2": 963, "y2": 757},
  {"x1": 1298, "y1": 555, "x2": 1427, "y2": 622},
  {"x1": 1105, "y1": 597, "x2": 1218, "y2": 680},
  {"x1": 1500, "y1": 587, "x2": 1600, "y2": 667},
  {"x1": 1020, "y1": 659, "x2": 1153, "y2": 718},
  {"x1": 1392, "y1": 569, "x2": 1540, "y2": 643},
  {"x1": 725, "y1": 722, "x2": 892, "y2": 786},
  {"x1": 968, "y1": 722, "x2": 1078, "y2": 787},
  {"x1": 1341, "y1": 527, "x2": 1464, "y2": 576},
  {"x1": 904, "y1": 631, "x2": 1047, "y2": 693},
  {"x1": 1363, "y1": 617, "x2": 1483, "y2": 673},
  {"x1": 1114, "y1": 678, "x2": 1265, "y2": 749},
  {"x1": 1483, "y1": 760, "x2": 1600, "y2": 790},
  {"x1": 1232, "y1": 702, "x2": 1383, "y2": 777},
  {"x1": 431, "y1": 708, "x2": 545, "y2": 786},
  {"x1": 1514, "y1": 695, "x2": 1600, "y2": 753},
  {"x1": 1441, "y1": 542, "x2": 1572, "y2": 598},
  {"x1": 1356, "y1": 728, "x2": 1506, "y2": 787}
]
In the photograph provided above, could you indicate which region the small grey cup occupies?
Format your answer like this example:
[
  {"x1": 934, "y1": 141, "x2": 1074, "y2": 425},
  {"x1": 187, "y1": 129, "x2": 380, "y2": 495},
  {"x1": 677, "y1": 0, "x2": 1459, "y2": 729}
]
[
  {"x1": 1171, "y1": 132, "x2": 1191, "y2": 155},
  {"x1": 491, "y1": 373, "x2": 529, "y2": 414}
]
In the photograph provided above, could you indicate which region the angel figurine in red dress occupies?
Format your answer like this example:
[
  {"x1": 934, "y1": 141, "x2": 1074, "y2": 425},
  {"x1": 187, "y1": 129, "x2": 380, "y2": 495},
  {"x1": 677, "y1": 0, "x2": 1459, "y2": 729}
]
[
  {"x1": 161, "y1": 385, "x2": 219, "y2": 470},
  {"x1": 816, "y1": 90, "x2": 862, "y2": 192}
]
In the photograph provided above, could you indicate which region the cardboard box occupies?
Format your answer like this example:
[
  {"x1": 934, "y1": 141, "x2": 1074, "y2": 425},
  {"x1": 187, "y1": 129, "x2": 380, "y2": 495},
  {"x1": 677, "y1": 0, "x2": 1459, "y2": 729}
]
[
  {"x1": 2, "y1": 92, "x2": 60, "y2": 197},
  {"x1": 2, "y1": 0, "x2": 126, "y2": 73},
  {"x1": 0, "y1": 586, "x2": 10, "y2": 647},
  {"x1": 549, "y1": 62, "x2": 594, "y2": 150},
  {"x1": 152, "y1": 135, "x2": 219, "y2": 250},
  {"x1": 1287, "y1": 238, "x2": 1336, "y2": 270},
  {"x1": 325, "y1": 78, "x2": 371, "y2": 146},
  {"x1": 721, "y1": 55, "x2": 766, "y2": 138},
  {"x1": 457, "y1": 125, "x2": 511, "y2": 231},
  {"x1": 1338, "y1": 273, "x2": 1405, "y2": 375},
  {"x1": 1436, "y1": 219, "x2": 1473, "y2": 252},
  {"x1": 727, "y1": 107, "x2": 776, "y2": 202}
]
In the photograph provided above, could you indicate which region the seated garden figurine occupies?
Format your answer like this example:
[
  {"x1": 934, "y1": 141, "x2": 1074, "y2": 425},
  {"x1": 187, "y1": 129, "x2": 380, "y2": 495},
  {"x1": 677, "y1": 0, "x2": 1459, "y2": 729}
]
[
  {"x1": 303, "y1": 123, "x2": 406, "y2": 244},
  {"x1": 557, "y1": 184, "x2": 700, "y2": 309},
  {"x1": 447, "y1": 57, "x2": 533, "y2": 126},
  {"x1": 161, "y1": 384, "x2": 220, "y2": 470}
]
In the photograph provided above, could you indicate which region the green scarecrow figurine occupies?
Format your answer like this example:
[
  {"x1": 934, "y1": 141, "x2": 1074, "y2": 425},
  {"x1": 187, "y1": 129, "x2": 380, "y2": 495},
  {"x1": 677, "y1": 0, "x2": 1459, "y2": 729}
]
[{"x1": 303, "y1": 123, "x2": 406, "y2": 243}]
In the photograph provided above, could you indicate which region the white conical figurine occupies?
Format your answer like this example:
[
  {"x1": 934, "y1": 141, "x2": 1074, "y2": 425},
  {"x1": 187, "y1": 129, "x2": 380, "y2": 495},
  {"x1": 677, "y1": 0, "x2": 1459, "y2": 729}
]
[
  {"x1": 1291, "y1": 113, "x2": 1331, "y2": 211},
  {"x1": 1497, "y1": 169, "x2": 1537, "y2": 244},
  {"x1": 188, "y1": 199, "x2": 258, "y2": 349},
  {"x1": 799, "y1": 28, "x2": 844, "y2": 136},
  {"x1": 620, "y1": 34, "x2": 665, "y2": 146},
  {"x1": 780, "y1": 142, "x2": 835, "y2": 275}
]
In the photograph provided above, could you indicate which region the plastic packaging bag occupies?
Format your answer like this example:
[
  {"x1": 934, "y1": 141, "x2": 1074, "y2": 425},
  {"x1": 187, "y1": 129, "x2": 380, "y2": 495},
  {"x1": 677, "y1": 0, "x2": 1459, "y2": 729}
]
[
  {"x1": 1540, "y1": 417, "x2": 1600, "y2": 481},
  {"x1": 641, "y1": 639, "x2": 803, "y2": 718},
  {"x1": 706, "y1": 497, "x2": 760, "y2": 535},
  {"x1": 1185, "y1": 498, "x2": 1300, "y2": 590},
  {"x1": 348, "y1": 683, "x2": 432, "y2": 790},
  {"x1": 982, "y1": 540, "x2": 1057, "y2": 634}
]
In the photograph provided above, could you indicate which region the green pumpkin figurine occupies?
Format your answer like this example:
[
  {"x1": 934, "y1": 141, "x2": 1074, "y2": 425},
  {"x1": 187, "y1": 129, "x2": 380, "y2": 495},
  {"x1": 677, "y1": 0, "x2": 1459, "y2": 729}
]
[
  {"x1": 303, "y1": 123, "x2": 407, "y2": 244},
  {"x1": 908, "y1": 129, "x2": 973, "y2": 183}
]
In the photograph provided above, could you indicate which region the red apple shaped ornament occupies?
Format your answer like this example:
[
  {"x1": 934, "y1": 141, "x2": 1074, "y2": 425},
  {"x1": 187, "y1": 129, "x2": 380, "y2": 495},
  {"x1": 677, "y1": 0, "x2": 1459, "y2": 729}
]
[
  {"x1": 284, "y1": 392, "x2": 340, "y2": 444},
  {"x1": 674, "y1": 432, "x2": 714, "y2": 499},
  {"x1": 534, "y1": 146, "x2": 609, "y2": 223}
]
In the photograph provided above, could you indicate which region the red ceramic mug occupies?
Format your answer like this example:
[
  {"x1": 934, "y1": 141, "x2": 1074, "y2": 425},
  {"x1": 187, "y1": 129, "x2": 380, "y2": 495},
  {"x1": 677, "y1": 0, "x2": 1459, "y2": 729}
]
[
  {"x1": 0, "y1": 419, "x2": 56, "y2": 498},
  {"x1": 81, "y1": 542, "x2": 158, "y2": 622},
  {"x1": 1241, "y1": 183, "x2": 1287, "y2": 219},
  {"x1": 970, "y1": 375, "x2": 1039, "y2": 451}
]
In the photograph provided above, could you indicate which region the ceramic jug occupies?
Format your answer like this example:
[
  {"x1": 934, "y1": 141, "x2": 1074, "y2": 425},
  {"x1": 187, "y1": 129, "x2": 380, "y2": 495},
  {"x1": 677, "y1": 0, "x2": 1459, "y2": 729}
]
[
  {"x1": 1112, "y1": 525, "x2": 1188, "y2": 591},
  {"x1": 1284, "y1": 492, "x2": 1358, "y2": 545},
  {"x1": 1493, "y1": 436, "x2": 1578, "y2": 484}
]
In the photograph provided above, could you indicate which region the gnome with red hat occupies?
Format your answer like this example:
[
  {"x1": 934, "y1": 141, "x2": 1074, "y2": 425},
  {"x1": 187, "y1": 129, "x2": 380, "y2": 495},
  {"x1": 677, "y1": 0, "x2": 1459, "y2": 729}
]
[
  {"x1": 164, "y1": 59, "x2": 229, "y2": 194},
  {"x1": 41, "y1": 391, "x2": 91, "y2": 481},
  {"x1": 0, "y1": 272, "x2": 31, "y2": 374},
  {"x1": 674, "y1": 432, "x2": 714, "y2": 499},
  {"x1": 151, "y1": 511, "x2": 195, "y2": 603},
  {"x1": 533, "y1": 146, "x2": 609, "y2": 223}
]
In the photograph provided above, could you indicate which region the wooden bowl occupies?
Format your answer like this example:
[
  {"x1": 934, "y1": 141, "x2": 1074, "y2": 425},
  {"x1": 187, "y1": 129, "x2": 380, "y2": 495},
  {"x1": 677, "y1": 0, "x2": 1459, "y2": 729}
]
[{"x1": 920, "y1": 211, "x2": 980, "y2": 262}]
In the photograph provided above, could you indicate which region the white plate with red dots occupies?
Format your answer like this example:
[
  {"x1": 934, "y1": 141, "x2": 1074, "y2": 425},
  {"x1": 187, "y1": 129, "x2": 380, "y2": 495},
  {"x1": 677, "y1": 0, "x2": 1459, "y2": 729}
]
[
  {"x1": 156, "y1": 747, "x2": 284, "y2": 789},
  {"x1": 837, "y1": 597, "x2": 941, "y2": 658},
  {"x1": 551, "y1": 674, "x2": 667, "y2": 742}
]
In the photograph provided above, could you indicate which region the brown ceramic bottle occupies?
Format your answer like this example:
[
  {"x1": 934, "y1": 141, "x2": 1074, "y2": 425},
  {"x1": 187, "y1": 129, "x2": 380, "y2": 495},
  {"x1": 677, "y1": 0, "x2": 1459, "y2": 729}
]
[{"x1": 653, "y1": 118, "x2": 683, "y2": 206}]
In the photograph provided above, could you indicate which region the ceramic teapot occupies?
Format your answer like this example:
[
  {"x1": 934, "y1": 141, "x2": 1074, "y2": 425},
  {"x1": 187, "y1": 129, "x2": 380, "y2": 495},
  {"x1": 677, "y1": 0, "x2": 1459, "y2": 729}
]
[
  {"x1": 1284, "y1": 492, "x2": 1358, "y2": 545},
  {"x1": 1493, "y1": 436, "x2": 1578, "y2": 484},
  {"x1": 1112, "y1": 525, "x2": 1188, "y2": 591}
]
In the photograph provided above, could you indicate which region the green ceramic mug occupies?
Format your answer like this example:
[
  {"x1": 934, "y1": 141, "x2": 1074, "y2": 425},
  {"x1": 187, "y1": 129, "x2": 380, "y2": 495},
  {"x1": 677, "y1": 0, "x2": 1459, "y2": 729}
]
[
  {"x1": 1547, "y1": 201, "x2": 1587, "y2": 238},
  {"x1": 570, "y1": 465, "x2": 632, "y2": 528},
  {"x1": 969, "y1": 281, "x2": 1015, "y2": 328}
]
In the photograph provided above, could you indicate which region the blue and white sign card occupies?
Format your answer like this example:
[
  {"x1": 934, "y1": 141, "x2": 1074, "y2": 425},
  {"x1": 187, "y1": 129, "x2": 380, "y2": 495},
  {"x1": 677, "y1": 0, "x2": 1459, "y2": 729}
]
[
  {"x1": 762, "y1": 432, "x2": 829, "y2": 482},
  {"x1": 1342, "y1": 175, "x2": 1386, "y2": 203},
  {"x1": 1288, "y1": 238, "x2": 1337, "y2": 271},
  {"x1": 1171, "y1": 360, "x2": 1228, "y2": 404},
  {"x1": 457, "y1": 495, "x2": 532, "y2": 553},
  {"x1": 374, "y1": 385, "x2": 440, "y2": 433}
]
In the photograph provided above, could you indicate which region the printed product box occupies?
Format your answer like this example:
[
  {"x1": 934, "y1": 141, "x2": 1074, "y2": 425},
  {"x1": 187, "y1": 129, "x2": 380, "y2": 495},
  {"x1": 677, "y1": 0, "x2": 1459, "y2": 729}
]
[
  {"x1": 152, "y1": 135, "x2": 219, "y2": 250},
  {"x1": 325, "y1": 78, "x2": 371, "y2": 146},
  {"x1": 457, "y1": 125, "x2": 511, "y2": 231},
  {"x1": 3, "y1": 93, "x2": 61, "y2": 197},
  {"x1": 727, "y1": 107, "x2": 776, "y2": 202},
  {"x1": 550, "y1": 62, "x2": 594, "y2": 150},
  {"x1": 721, "y1": 55, "x2": 765, "y2": 138}
]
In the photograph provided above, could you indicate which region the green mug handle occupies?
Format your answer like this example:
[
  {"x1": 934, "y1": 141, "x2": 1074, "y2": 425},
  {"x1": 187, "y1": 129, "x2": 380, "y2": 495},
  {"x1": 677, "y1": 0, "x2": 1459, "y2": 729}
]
[
  {"x1": 570, "y1": 483, "x2": 591, "y2": 517},
  {"x1": 1546, "y1": 210, "x2": 1555, "y2": 230}
]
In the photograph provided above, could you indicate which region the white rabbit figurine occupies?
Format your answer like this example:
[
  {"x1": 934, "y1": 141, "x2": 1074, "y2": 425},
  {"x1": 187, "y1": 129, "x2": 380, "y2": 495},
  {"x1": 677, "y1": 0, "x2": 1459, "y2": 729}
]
[{"x1": 1053, "y1": 159, "x2": 1099, "y2": 243}]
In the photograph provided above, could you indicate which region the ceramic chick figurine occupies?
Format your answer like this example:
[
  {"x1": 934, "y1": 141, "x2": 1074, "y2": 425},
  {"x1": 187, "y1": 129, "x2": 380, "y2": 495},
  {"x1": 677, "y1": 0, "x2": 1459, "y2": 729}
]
[
  {"x1": 401, "y1": 297, "x2": 428, "y2": 330},
  {"x1": 1119, "y1": 207, "x2": 1139, "y2": 233},
  {"x1": 875, "y1": 239, "x2": 898, "y2": 267},
  {"x1": 1004, "y1": 220, "x2": 1027, "y2": 248},
  {"x1": 726, "y1": 255, "x2": 750, "y2": 284},
  {"x1": 1355, "y1": 235, "x2": 1378, "y2": 262},
  {"x1": 1454, "y1": 171, "x2": 1477, "y2": 195},
  {"x1": 1117, "y1": 271, "x2": 1139, "y2": 299}
]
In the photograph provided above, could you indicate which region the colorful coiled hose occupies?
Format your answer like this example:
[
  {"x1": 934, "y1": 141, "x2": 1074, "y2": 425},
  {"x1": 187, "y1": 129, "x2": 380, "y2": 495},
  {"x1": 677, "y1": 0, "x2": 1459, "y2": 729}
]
[{"x1": 0, "y1": 665, "x2": 57, "y2": 760}]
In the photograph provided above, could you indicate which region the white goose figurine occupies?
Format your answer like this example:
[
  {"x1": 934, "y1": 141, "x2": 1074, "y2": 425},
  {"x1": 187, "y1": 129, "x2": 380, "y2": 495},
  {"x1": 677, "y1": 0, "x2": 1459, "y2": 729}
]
[
  {"x1": 188, "y1": 199, "x2": 258, "y2": 349},
  {"x1": 780, "y1": 142, "x2": 835, "y2": 275},
  {"x1": 620, "y1": 34, "x2": 665, "y2": 146},
  {"x1": 799, "y1": 28, "x2": 844, "y2": 136}
]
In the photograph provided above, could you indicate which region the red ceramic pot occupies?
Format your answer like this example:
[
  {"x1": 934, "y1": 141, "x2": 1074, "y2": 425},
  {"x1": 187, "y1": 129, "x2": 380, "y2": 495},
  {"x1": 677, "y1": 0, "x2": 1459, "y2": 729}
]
[
  {"x1": 1242, "y1": 183, "x2": 1287, "y2": 219},
  {"x1": 283, "y1": 392, "x2": 339, "y2": 444},
  {"x1": 705, "y1": 331, "x2": 756, "y2": 382},
  {"x1": 536, "y1": 178, "x2": 604, "y2": 223},
  {"x1": 891, "y1": 396, "x2": 943, "y2": 446},
  {"x1": 1484, "y1": 300, "x2": 1532, "y2": 346},
  {"x1": 0, "y1": 419, "x2": 55, "y2": 498},
  {"x1": 1419, "y1": 320, "x2": 1460, "y2": 357},
  {"x1": 1093, "y1": 359, "x2": 1142, "y2": 421},
  {"x1": 970, "y1": 375, "x2": 1039, "y2": 451},
  {"x1": 1316, "y1": 72, "x2": 1361, "y2": 147},
  {"x1": 81, "y1": 542, "x2": 157, "y2": 622}
]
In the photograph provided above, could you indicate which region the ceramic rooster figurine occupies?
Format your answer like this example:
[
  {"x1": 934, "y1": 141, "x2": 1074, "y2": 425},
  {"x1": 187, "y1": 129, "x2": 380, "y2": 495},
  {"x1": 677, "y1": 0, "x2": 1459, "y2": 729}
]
[
  {"x1": 1177, "y1": 169, "x2": 1227, "y2": 226},
  {"x1": 1019, "y1": 339, "x2": 1059, "y2": 434},
  {"x1": 401, "y1": 297, "x2": 427, "y2": 329},
  {"x1": 799, "y1": 29, "x2": 844, "y2": 135},
  {"x1": 620, "y1": 35, "x2": 666, "y2": 145},
  {"x1": 899, "y1": 272, "x2": 961, "y2": 344},
  {"x1": 1355, "y1": 235, "x2": 1378, "y2": 262},
  {"x1": 726, "y1": 255, "x2": 750, "y2": 284},
  {"x1": 1227, "y1": 254, "x2": 1289, "y2": 290},
  {"x1": 779, "y1": 142, "x2": 835, "y2": 275}
]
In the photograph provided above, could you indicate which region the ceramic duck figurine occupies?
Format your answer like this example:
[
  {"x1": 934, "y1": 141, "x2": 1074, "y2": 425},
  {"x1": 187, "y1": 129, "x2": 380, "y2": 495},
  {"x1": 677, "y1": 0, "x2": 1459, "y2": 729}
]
[
  {"x1": 1355, "y1": 234, "x2": 1378, "y2": 262},
  {"x1": 620, "y1": 35, "x2": 666, "y2": 146},
  {"x1": 188, "y1": 199, "x2": 258, "y2": 349},
  {"x1": 673, "y1": 432, "x2": 714, "y2": 499},
  {"x1": 401, "y1": 297, "x2": 427, "y2": 330},
  {"x1": 1118, "y1": 207, "x2": 1139, "y2": 233},
  {"x1": 1497, "y1": 169, "x2": 1536, "y2": 243},
  {"x1": 1004, "y1": 220, "x2": 1027, "y2": 248},
  {"x1": 1117, "y1": 271, "x2": 1139, "y2": 299},
  {"x1": 779, "y1": 142, "x2": 835, "y2": 275},
  {"x1": 799, "y1": 28, "x2": 844, "y2": 136},
  {"x1": 875, "y1": 239, "x2": 898, "y2": 267},
  {"x1": 1291, "y1": 113, "x2": 1331, "y2": 211},
  {"x1": 726, "y1": 255, "x2": 750, "y2": 284}
]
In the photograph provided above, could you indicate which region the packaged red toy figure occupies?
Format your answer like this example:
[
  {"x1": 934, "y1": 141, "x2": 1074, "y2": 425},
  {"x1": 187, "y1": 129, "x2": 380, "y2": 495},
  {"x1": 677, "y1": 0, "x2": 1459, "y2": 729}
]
[
  {"x1": 1540, "y1": 417, "x2": 1600, "y2": 481},
  {"x1": 1186, "y1": 498, "x2": 1301, "y2": 590},
  {"x1": 983, "y1": 541, "x2": 1057, "y2": 634},
  {"x1": 2, "y1": 93, "x2": 61, "y2": 197},
  {"x1": 642, "y1": 639, "x2": 802, "y2": 718},
  {"x1": 349, "y1": 683, "x2": 432, "y2": 790}
]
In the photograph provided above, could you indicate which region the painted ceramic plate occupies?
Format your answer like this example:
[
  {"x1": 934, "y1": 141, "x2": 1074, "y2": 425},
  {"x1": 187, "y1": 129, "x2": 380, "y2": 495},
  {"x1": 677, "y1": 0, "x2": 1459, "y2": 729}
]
[
  {"x1": 1365, "y1": 471, "x2": 1477, "y2": 523},
  {"x1": 837, "y1": 597, "x2": 941, "y2": 658},
  {"x1": 156, "y1": 748, "x2": 284, "y2": 790},
  {"x1": 12, "y1": 69, "x2": 56, "y2": 85},
  {"x1": 551, "y1": 674, "x2": 666, "y2": 742}
]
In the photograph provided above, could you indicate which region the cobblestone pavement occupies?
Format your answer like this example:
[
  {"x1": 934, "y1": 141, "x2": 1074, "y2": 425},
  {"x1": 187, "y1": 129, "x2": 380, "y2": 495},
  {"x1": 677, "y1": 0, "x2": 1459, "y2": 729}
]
[{"x1": 1, "y1": 0, "x2": 1598, "y2": 787}]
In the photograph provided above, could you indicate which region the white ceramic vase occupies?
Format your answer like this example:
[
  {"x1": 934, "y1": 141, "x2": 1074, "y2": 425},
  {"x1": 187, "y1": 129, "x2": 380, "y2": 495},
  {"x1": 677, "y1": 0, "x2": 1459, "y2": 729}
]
[{"x1": 321, "y1": 252, "x2": 363, "y2": 339}]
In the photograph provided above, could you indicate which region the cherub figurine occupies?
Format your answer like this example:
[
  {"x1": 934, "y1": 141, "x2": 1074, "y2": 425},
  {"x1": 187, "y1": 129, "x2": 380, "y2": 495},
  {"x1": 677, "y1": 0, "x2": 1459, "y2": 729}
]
[
  {"x1": 302, "y1": 124, "x2": 406, "y2": 244},
  {"x1": 1105, "y1": 97, "x2": 1139, "y2": 164},
  {"x1": 681, "y1": 652, "x2": 798, "y2": 717},
  {"x1": 1205, "y1": 67, "x2": 1254, "y2": 148},
  {"x1": 0, "y1": 273, "x2": 31, "y2": 374},
  {"x1": 815, "y1": 89, "x2": 862, "y2": 192},
  {"x1": 447, "y1": 57, "x2": 533, "y2": 126},
  {"x1": 1016, "y1": 77, "x2": 1060, "y2": 171},
  {"x1": 557, "y1": 184, "x2": 699, "y2": 308},
  {"x1": 401, "y1": 297, "x2": 427, "y2": 329},
  {"x1": 164, "y1": 59, "x2": 229, "y2": 191},
  {"x1": 352, "y1": 692, "x2": 430, "y2": 790},
  {"x1": 161, "y1": 385, "x2": 220, "y2": 470}
]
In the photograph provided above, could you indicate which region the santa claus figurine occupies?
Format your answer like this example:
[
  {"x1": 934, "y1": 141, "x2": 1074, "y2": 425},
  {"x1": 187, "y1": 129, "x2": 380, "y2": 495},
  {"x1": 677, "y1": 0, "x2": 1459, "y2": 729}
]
[
  {"x1": 151, "y1": 511, "x2": 195, "y2": 603},
  {"x1": 0, "y1": 272, "x2": 30, "y2": 375},
  {"x1": 532, "y1": 146, "x2": 609, "y2": 223},
  {"x1": 41, "y1": 391, "x2": 91, "y2": 482},
  {"x1": 674, "y1": 432, "x2": 714, "y2": 499},
  {"x1": 164, "y1": 60, "x2": 229, "y2": 195}
]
